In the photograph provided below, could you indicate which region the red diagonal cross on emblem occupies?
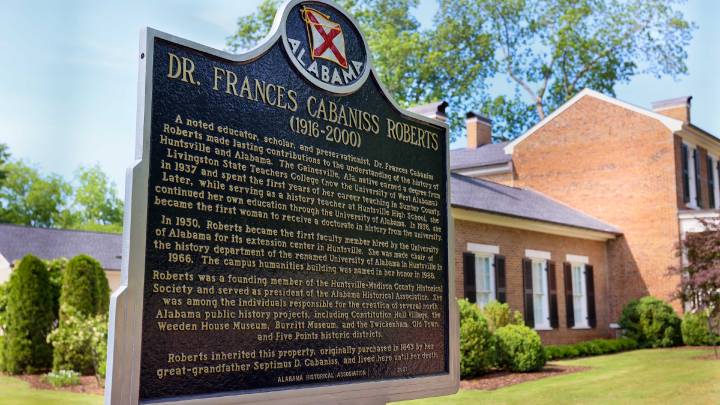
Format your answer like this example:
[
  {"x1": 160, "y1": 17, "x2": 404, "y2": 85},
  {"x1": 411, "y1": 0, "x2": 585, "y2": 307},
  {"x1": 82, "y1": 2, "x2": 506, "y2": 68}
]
[{"x1": 305, "y1": 12, "x2": 348, "y2": 69}]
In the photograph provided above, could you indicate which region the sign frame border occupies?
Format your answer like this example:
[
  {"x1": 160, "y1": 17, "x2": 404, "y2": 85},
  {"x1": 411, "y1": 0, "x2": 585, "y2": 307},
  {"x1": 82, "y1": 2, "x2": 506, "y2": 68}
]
[{"x1": 105, "y1": 1, "x2": 457, "y2": 404}]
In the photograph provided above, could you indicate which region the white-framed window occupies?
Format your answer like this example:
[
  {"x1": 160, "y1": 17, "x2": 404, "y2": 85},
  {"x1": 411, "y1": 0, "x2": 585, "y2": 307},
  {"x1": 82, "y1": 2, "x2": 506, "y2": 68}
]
[
  {"x1": 571, "y1": 263, "x2": 589, "y2": 328},
  {"x1": 474, "y1": 254, "x2": 495, "y2": 308},
  {"x1": 709, "y1": 154, "x2": 720, "y2": 209},
  {"x1": 467, "y1": 243, "x2": 498, "y2": 309},
  {"x1": 531, "y1": 258, "x2": 550, "y2": 330},
  {"x1": 683, "y1": 142, "x2": 699, "y2": 208}
]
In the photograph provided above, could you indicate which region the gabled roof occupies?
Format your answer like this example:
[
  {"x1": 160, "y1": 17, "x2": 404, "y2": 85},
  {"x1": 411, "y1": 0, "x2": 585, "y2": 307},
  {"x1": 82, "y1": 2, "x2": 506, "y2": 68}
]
[
  {"x1": 450, "y1": 142, "x2": 511, "y2": 170},
  {"x1": 0, "y1": 224, "x2": 122, "y2": 270},
  {"x1": 504, "y1": 88, "x2": 685, "y2": 154},
  {"x1": 451, "y1": 174, "x2": 621, "y2": 235}
]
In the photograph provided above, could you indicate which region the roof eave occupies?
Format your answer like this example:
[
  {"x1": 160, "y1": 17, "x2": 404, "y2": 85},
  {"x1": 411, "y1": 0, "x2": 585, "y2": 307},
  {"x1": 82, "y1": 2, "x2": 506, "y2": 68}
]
[{"x1": 451, "y1": 205, "x2": 620, "y2": 241}]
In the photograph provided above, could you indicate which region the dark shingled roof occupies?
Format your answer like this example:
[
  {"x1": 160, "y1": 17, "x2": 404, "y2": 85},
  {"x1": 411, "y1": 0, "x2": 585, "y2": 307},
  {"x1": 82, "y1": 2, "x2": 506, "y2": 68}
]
[
  {"x1": 451, "y1": 174, "x2": 621, "y2": 234},
  {"x1": 450, "y1": 142, "x2": 512, "y2": 170},
  {"x1": 0, "y1": 224, "x2": 122, "y2": 270}
]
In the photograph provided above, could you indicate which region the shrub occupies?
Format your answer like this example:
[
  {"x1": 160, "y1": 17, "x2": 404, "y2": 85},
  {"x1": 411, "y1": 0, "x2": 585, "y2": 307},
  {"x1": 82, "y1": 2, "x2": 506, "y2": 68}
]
[
  {"x1": 481, "y1": 301, "x2": 523, "y2": 332},
  {"x1": 43, "y1": 369, "x2": 81, "y2": 387},
  {"x1": 544, "y1": 337, "x2": 638, "y2": 361},
  {"x1": 619, "y1": 296, "x2": 681, "y2": 348},
  {"x1": 0, "y1": 282, "x2": 8, "y2": 331},
  {"x1": 48, "y1": 307, "x2": 108, "y2": 375},
  {"x1": 45, "y1": 258, "x2": 68, "y2": 320},
  {"x1": 458, "y1": 299, "x2": 494, "y2": 378},
  {"x1": 495, "y1": 324, "x2": 545, "y2": 372},
  {"x1": 682, "y1": 311, "x2": 717, "y2": 346},
  {"x1": 61, "y1": 255, "x2": 107, "y2": 319},
  {"x1": 2, "y1": 255, "x2": 54, "y2": 374},
  {"x1": 94, "y1": 262, "x2": 110, "y2": 315}
]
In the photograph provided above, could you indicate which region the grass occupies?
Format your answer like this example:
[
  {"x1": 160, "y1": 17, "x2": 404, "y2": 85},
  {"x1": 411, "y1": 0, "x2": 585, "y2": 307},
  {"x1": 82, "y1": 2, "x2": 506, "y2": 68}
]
[
  {"x1": 0, "y1": 374, "x2": 102, "y2": 405},
  {"x1": 396, "y1": 348, "x2": 720, "y2": 405},
  {"x1": 0, "y1": 348, "x2": 717, "y2": 404}
]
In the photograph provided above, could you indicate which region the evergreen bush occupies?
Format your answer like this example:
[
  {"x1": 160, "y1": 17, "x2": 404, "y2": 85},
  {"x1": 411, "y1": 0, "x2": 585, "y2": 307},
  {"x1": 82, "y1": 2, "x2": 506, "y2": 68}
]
[
  {"x1": 458, "y1": 299, "x2": 494, "y2": 378},
  {"x1": 494, "y1": 324, "x2": 546, "y2": 372},
  {"x1": 481, "y1": 300, "x2": 523, "y2": 332},
  {"x1": 682, "y1": 311, "x2": 717, "y2": 346},
  {"x1": 61, "y1": 255, "x2": 106, "y2": 319},
  {"x1": 2, "y1": 255, "x2": 54, "y2": 373},
  {"x1": 619, "y1": 296, "x2": 681, "y2": 348}
]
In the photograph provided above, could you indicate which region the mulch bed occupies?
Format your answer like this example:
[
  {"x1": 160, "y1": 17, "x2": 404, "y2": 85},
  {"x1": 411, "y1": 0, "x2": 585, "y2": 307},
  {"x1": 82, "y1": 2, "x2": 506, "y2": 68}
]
[
  {"x1": 15, "y1": 374, "x2": 104, "y2": 395},
  {"x1": 460, "y1": 364, "x2": 589, "y2": 391}
]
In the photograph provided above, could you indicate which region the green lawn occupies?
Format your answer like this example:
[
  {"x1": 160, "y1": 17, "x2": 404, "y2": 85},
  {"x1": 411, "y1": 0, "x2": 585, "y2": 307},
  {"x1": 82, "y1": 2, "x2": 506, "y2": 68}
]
[
  {"x1": 397, "y1": 348, "x2": 720, "y2": 405},
  {"x1": 0, "y1": 375, "x2": 102, "y2": 405},
  {"x1": 0, "y1": 348, "x2": 717, "y2": 404}
]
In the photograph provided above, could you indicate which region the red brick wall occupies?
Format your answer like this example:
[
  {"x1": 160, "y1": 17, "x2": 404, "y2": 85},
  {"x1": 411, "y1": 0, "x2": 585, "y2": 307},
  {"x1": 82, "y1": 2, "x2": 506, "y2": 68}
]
[
  {"x1": 511, "y1": 95, "x2": 683, "y2": 320},
  {"x1": 454, "y1": 219, "x2": 611, "y2": 345}
]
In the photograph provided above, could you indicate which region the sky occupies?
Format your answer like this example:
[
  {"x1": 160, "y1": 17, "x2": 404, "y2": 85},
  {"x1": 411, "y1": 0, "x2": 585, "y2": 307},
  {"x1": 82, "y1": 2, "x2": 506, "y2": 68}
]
[{"x1": 0, "y1": 0, "x2": 718, "y2": 194}]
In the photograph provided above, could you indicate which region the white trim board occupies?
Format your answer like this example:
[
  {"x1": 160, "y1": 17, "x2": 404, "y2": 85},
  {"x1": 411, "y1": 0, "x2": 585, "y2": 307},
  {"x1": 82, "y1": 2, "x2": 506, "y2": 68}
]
[
  {"x1": 566, "y1": 254, "x2": 589, "y2": 264},
  {"x1": 466, "y1": 243, "x2": 499, "y2": 254},
  {"x1": 504, "y1": 88, "x2": 684, "y2": 154},
  {"x1": 525, "y1": 249, "x2": 551, "y2": 260}
]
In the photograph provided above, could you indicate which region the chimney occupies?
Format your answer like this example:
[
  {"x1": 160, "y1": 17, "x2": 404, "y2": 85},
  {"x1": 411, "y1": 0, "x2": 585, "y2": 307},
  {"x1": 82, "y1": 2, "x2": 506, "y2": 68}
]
[
  {"x1": 651, "y1": 96, "x2": 692, "y2": 122},
  {"x1": 408, "y1": 101, "x2": 448, "y2": 122},
  {"x1": 466, "y1": 111, "x2": 492, "y2": 149}
]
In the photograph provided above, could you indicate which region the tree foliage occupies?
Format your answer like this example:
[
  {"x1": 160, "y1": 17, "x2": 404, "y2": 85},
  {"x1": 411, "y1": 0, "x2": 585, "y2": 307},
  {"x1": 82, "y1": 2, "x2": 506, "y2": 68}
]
[
  {"x1": 227, "y1": 0, "x2": 494, "y2": 138},
  {"x1": 669, "y1": 218, "x2": 720, "y2": 355},
  {"x1": 0, "y1": 147, "x2": 123, "y2": 232},
  {"x1": 227, "y1": 0, "x2": 694, "y2": 140},
  {"x1": 2, "y1": 255, "x2": 54, "y2": 373},
  {"x1": 0, "y1": 161, "x2": 72, "y2": 227}
]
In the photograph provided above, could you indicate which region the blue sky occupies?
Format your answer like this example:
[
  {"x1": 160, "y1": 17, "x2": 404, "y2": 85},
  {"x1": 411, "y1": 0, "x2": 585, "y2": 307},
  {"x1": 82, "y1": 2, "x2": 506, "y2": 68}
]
[{"x1": 1, "y1": 0, "x2": 718, "y2": 193}]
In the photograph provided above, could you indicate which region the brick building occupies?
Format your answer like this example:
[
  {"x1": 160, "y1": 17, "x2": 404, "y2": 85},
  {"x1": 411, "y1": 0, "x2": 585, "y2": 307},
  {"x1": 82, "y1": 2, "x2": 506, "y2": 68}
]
[{"x1": 415, "y1": 88, "x2": 718, "y2": 344}]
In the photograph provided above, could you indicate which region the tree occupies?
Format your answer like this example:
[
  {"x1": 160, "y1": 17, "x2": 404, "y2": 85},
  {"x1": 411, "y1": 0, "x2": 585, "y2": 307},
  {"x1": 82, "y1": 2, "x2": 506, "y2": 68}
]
[
  {"x1": 70, "y1": 165, "x2": 124, "y2": 233},
  {"x1": 669, "y1": 218, "x2": 720, "y2": 357},
  {"x1": 2, "y1": 255, "x2": 54, "y2": 373},
  {"x1": 227, "y1": 0, "x2": 494, "y2": 138},
  {"x1": 464, "y1": 0, "x2": 695, "y2": 138},
  {"x1": 227, "y1": 0, "x2": 694, "y2": 140},
  {"x1": 0, "y1": 143, "x2": 10, "y2": 184},
  {"x1": 0, "y1": 161, "x2": 72, "y2": 227}
]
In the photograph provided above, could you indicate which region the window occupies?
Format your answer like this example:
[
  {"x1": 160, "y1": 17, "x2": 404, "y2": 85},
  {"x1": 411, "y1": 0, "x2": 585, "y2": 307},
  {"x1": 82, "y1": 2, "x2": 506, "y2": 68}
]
[
  {"x1": 531, "y1": 259, "x2": 550, "y2": 329},
  {"x1": 711, "y1": 154, "x2": 720, "y2": 209},
  {"x1": 707, "y1": 156, "x2": 716, "y2": 208},
  {"x1": 684, "y1": 143, "x2": 699, "y2": 208},
  {"x1": 694, "y1": 148, "x2": 702, "y2": 207},
  {"x1": 682, "y1": 143, "x2": 690, "y2": 203},
  {"x1": 571, "y1": 263, "x2": 588, "y2": 328},
  {"x1": 462, "y1": 244, "x2": 506, "y2": 307},
  {"x1": 474, "y1": 254, "x2": 495, "y2": 308}
]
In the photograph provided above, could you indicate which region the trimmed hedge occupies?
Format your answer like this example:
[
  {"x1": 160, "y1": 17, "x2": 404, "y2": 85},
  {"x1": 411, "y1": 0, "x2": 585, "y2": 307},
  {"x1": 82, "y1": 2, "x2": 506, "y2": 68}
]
[
  {"x1": 682, "y1": 311, "x2": 717, "y2": 346},
  {"x1": 458, "y1": 299, "x2": 494, "y2": 378},
  {"x1": 619, "y1": 296, "x2": 681, "y2": 348},
  {"x1": 545, "y1": 337, "x2": 638, "y2": 361},
  {"x1": 494, "y1": 324, "x2": 546, "y2": 372},
  {"x1": 2, "y1": 255, "x2": 54, "y2": 373}
]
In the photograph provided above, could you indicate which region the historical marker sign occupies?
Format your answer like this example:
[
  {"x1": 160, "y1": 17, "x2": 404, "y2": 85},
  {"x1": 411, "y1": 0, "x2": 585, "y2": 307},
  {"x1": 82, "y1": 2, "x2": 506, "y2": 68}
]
[{"x1": 106, "y1": 1, "x2": 457, "y2": 403}]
